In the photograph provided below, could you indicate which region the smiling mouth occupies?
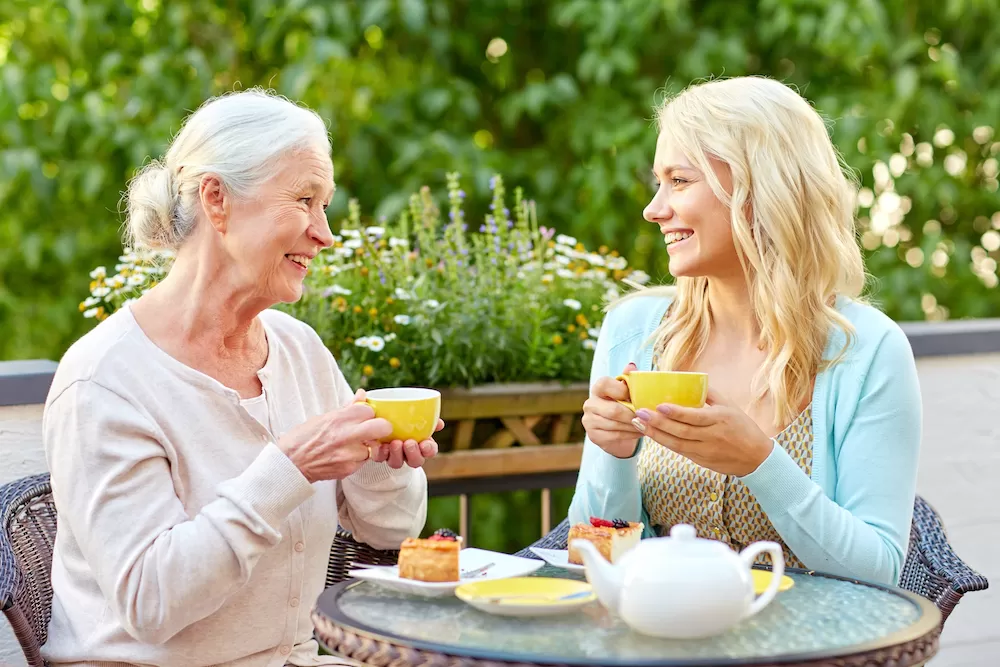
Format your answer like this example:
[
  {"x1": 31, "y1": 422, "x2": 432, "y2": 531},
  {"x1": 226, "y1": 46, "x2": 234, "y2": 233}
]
[
  {"x1": 285, "y1": 254, "x2": 312, "y2": 269},
  {"x1": 663, "y1": 230, "x2": 693, "y2": 246}
]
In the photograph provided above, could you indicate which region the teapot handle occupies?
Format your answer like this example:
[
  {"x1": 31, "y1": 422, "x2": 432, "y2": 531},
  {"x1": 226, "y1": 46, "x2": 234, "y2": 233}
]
[{"x1": 739, "y1": 541, "x2": 784, "y2": 618}]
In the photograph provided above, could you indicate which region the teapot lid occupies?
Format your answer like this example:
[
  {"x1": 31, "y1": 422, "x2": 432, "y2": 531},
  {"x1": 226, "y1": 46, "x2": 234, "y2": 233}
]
[{"x1": 665, "y1": 523, "x2": 736, "y2": 558}]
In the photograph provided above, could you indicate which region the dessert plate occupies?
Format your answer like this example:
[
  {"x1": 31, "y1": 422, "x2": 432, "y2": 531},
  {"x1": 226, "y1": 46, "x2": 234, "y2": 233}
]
[
  {"x1": 456, "y1": 577, "x2": 596, "y2": 617},
  {"x1": 347, "y1": 547, "x2": 544, "y2": 598},
  {"x1": 529, "y1": 547, "x2": 586, "y2": 573}
]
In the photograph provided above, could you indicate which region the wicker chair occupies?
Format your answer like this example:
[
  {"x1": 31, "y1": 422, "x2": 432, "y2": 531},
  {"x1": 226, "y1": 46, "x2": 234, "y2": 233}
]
[
  {"x1": 0, "y1": 473, "x2": 398, "y2": 667},
  {"x1": 516, "y1": 494, "x2": 989, "y2": 625}
]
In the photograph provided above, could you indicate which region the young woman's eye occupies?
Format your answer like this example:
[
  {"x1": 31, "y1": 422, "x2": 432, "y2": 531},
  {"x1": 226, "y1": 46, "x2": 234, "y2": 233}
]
[{"x1": 671, "y1": 177, "x2": 688, "y2": 185}]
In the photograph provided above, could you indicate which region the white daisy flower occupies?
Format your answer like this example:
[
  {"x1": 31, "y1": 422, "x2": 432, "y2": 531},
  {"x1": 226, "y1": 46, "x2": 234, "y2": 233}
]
[
  {"x1": 333, "y1": 247, "x2": 354, "y2": 259},
  {"x1": 626, "y1": 270, "x2": 651, "y2": 285},
  {"x1": 324, "y1": 284, "x2": 352, "y2": 296},
  {"x1": 340, "y1": 229, "x2": 362, "y2": 238},
  {"x1": 556, "y1": 269, "x2": 575, "y2": 279},
  {"x1": 389, "y1": 237, "x2": 409, "y2": 248},
  {"x1": 541, "y1": 274, "x2": 554, "y2": 283},
  {"x1": 425, "y1": 299, "x2": 441, "y2": 309},
  {"x1": 563, "y1": 298, "x2": 582, "y2": 310},
  {"x1": 83, "y1": 307, "x2": 100, "y2": 318},
  {"x1": 354, "y1": 337, "x2": 372, "y2": 350},
  {"x1": 385, "y1": 333, "x2": 397, "y2": 342},
  {"x1": 394, "y1": 315, "x2": 412, "y2": 325},
  {"x1": 555, "y1": 255, "x2": 571, "y2": 266},
  {"x1": 556, "y1": 234, "x2": 577, "y2": 246},
  {"x1": 365, "y1": 226, "x2": 385, "y2": 236},
  {"x1": 90, "y1": 266, "x2": 106, "y2": 279},
  {"x1": 367, "y1": 336, "x2": 386, "y2": 352},
  {"x1": 127, "y1": 274, "x2": 146, "y2": 286},
  {"x1": 588, "y1": 328, "x2": 601, "y2": 338},
  {"x1": 583, "y1": 339, "x2": 597, "y2": 350},
  {"x1": 395, "y1": 288, "x2": 413, "y2": 300},
  {"x1": 83, "y1": 296, "x2": 101, "y2": 307},
  {"x1": 343, "y1": 238, "x2": 363, "y2": 249},
  {"x1": 92, "y1": 286, "x2": 111, "y2": 298}
]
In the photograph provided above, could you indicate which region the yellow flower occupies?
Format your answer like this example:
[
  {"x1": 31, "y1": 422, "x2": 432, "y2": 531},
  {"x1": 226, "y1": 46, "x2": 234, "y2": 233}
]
[
  {"x1": 89, "y1": 280, "x2": 97, "y2": 290},
  {"x1": 353, "y1": 305, "x2": 363, "y2": 314},
  {"x1": 78, "y1": 302, "x2": 87, "y2": 312},
  {"x1": 360, "y1": 267, "x2": 370, "y2": 277},
  {"x1": 567, "y1": 324, "x2": 576, "y2": 333},
  {"x1": 579, "y1": 330, "x2": 589, "y2": 340},
  {"x1": 386, "y1": 297, "x2": 395, "y2": 305},
  {"x1": 610, "y1": 250, "x2": 620, "y2": 257},
  {"x1": 389, "y1": 357, "x2": 401, "y2": 369},
  {"x1": 575, "y1": 314, "x2": 589, "y2": 327},
  {"x1": 333, "y1": 297, "x2": 348, "y2": 312},
  {"x1": 575, "y1": 242, "x2": 585, "y2": 251},
  {"x1": 355, "y1": 248, "x2": 365, "y2": 256},
  {"x1": 345, "y1": 337, "x2": 354, "y2": 344},
  {"x1": 552, "y1": 334, "x2": 564, "y2": 345},
  {"x1": 362, "y1": 365, "x2": 374, "y2": 376},
  {"x1": 368, "y1": 307, "x2": 378, "y2": 318},
  {"x1": 599, "y1": 245, "x2": 609, "y2": 255}
]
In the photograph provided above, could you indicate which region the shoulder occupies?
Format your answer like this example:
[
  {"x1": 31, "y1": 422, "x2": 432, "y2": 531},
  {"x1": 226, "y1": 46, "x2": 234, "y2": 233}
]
[
  {"x1": 259, "y1": 307, "x2": 328, "y2": 354},
  {"x1": 836, "y1": 298, "x2": 913, "y2": 360},
  {"x1": 46, "y1": 308, "x2": 144, "y2": 407},
  {"x1": 600, "y1": 287, "x2": 674, "y2": 349}
]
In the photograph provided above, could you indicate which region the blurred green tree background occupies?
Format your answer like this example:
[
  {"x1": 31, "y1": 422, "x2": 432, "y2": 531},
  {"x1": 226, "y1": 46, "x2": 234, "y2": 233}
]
[
  {"x1": 4, "y1": 0, "x2": 1000, "y2": 551},
  {"x1": 5, "y1": 0, "x2": 1000, "y2": 362}
]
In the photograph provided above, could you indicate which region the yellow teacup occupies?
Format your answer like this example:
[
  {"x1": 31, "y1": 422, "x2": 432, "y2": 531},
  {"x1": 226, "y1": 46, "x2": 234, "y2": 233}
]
[
  {"x1": 615, "y1": 371, "x2": 708, "y2": 412},
  {"x1": 363, "y1": 388, "x2": 441, "y2": 442}
]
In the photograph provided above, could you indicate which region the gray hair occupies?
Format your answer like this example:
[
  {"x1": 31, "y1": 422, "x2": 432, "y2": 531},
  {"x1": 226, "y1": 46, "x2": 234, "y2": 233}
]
[{"x1": 123, "y1": 88, "x2": 330, "y2": 250}]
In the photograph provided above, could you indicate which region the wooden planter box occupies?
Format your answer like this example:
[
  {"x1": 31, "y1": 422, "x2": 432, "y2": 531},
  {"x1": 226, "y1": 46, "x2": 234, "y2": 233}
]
[{"x1": 420, "y1": 381, "x2": 590, "y2": 539}]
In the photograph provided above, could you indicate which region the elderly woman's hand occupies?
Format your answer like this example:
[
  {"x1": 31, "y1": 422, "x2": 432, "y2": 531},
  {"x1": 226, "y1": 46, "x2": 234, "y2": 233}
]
[
  {"x1": 369, "y1": 422, "x2": 443, "y2": 469},
  {"x1": 630, "y1": 387, "x2": 774, "y2": 477},
  {"x1": 278, "y1": 393, "x2": 396, "y2": 483}
]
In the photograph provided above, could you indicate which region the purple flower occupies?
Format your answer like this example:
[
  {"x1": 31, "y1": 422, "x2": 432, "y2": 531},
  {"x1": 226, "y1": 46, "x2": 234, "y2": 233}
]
[
  {"x1": 461, "y1": 248, "x2": 469, "y2": 255},
  {"x1": 507, "y1": 220, "x2": 514, "y2": 229},
  {"x1": 491, "y1": 257, "x2": 498, "y2": 265},
  {"x1": 489, "y1": 176, "x2": 497, "y2": 190},
  {"x1": 457, "y1": 190, "x2": 466, "y2": 199},
  {"x1": 379, "y1": 270, "x2": 386, "y2": 285},
  {"x1": 449, "y1": 211, "x2": 456, "y2": 221},
  {"x1": 503, "y1": 208, "x2": 510, "y2": 217},
  {"x1": 462, "y1": 223, "x2": 468, "y2": 231},
  {"x1": 480, "y1": 224, "x2": 487, "y2": 233},
  {"x1": 489, "y1": 203, "x2": 495, "y2": 211}
]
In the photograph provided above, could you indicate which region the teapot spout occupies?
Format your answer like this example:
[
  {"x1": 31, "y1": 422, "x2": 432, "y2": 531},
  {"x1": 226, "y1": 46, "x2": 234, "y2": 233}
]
[{"x1": 570, "y1": 539, "x2": 624, "y2": 612}]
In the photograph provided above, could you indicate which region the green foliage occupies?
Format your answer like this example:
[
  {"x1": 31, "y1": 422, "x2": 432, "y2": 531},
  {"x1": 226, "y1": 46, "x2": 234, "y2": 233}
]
[{"x1": 6, "y1": 0, "x2": 1000, "y2": 361}]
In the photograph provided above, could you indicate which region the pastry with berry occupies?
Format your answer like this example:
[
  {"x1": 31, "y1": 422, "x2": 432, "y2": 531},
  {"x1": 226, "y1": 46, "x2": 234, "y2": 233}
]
[
  {"x1": 398, "y1": 529, "x2": 462, "y2": 582},
  {"x1": 567, "y1": 517, "x2": 643, "y2": 565}
]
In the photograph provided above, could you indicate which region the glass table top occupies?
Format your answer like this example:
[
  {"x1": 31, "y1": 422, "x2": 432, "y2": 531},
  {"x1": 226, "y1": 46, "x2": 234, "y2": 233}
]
[{"x1": 316, "y1": 565, "x2": 940, "y2": 666}]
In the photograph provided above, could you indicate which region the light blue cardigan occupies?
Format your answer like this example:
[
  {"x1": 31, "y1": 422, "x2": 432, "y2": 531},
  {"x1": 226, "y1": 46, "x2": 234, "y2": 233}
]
[{"x1": 568, "y1": 293, "x2": 922, "y2": 585}]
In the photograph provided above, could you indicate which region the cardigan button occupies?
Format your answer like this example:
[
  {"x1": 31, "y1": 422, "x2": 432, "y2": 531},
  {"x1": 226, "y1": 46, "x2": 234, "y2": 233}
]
[{"x1": 294, "y1": 542, "x2": 305, "y2": 552}]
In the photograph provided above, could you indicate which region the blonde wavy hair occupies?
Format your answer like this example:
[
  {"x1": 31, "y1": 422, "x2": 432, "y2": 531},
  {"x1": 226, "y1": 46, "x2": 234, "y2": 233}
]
[{"x1": 634, "y1": 76, "x2": 866, "y2": 427}]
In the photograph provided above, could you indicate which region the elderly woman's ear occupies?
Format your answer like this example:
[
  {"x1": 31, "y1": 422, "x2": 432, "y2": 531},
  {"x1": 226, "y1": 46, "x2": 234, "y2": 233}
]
[{"x1": 199, "y1": 174, "x2": 229, "y2": 232}]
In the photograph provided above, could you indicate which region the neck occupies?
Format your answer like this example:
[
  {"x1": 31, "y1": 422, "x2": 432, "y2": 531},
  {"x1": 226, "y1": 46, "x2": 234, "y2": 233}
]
[
  {"x1": 146, "y1": 244, "x2": 270, "y2": 354},
  {"x1": 706, "y1": 275, "x2": 758, "y2": 345}
]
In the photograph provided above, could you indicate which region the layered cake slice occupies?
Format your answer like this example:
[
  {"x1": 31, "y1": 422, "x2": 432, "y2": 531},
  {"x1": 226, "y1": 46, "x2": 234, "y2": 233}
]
[
  {"x1": 567, "y1": 517, "x2": 643, "y2": 564},
  {"x1": 398, "y1": 528, "x2": 462, "y2": 582}
]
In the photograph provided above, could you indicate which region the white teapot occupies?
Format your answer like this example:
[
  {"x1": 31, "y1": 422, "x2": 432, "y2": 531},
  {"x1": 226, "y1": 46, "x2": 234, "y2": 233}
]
[{"x1": 570, "y1": 523, "x2": 784, "y2": 639}]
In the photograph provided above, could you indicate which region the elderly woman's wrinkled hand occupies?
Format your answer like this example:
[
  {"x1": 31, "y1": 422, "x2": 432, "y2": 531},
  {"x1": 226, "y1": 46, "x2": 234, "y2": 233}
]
[
  {"x1": 277, "y1": 394, "x2": 397, "y2": 483},
  {"x1": 370, "y1": 420, "x2": 443, "y2": 469}
]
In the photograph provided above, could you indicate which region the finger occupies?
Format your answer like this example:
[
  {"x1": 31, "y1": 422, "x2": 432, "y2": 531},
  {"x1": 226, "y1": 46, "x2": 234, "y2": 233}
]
[
  {"x1": 348, "y1": 417, "x2": 393, "y2": 444},
  {"x1": 584, "y1": 396, "x2": 637, "y2": 424},
  {"x1": 403, "y1": 440, "x2": 424, "y2": 468},
  {"x1": 371, "y1": 443, "x2": 390, "y2": 463},
  {"x1": 621, "y1": 361, "x2": 637, "y2": 375},
  {"x1": 419, "y1": 439, "x2": 438, "y2": 458},
  {"x1": 654, "y1": 403, "x2": 716, "y2": 427},
  {"x1": 637, "y1": 421, "x2": 690, "y2": 456},
  {"x1": 636, "y1": 408, "x2": 703, "y2": 441},
  {"x1": 585, "y1": 413, "x2": 644, "y2": 434},
  {"x1": 435, "y1": 419, "x2": 445, "y2": 432},
  {"x1": 339, "y1": 401, "x2": 376, "y2": 422},
  {"x1": 591, "y1": 375, "x2": 631, "y2": 402},
  {"x1": 387, "y1": 440, "x2": 405, "y2": 469},
  {"x1": 352, "y1": 388, "x2": 367, "y2": 403}
]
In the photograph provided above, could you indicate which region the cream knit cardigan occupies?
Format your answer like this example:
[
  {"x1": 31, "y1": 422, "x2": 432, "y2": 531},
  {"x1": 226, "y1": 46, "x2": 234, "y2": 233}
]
[{"x1": 41, "y1": 305, "x2": 427, "y2": 666}]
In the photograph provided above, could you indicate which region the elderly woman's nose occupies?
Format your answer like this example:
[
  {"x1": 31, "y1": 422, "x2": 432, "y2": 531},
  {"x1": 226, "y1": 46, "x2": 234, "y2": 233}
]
[{"x1": 310, "y1": 214, "x2": 335, "y2": 248}]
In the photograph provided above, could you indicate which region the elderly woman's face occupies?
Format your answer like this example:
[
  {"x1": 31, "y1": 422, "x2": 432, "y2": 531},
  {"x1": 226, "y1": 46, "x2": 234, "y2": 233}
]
[{"x1": 225, "y1": 145, "x2": 335, "y2": 303}]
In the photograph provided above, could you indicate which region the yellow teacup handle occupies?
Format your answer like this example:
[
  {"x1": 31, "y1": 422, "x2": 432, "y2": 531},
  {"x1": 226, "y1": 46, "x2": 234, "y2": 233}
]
[{"x1": 613, "y1": 374, "x2": 635, "y2": 412}]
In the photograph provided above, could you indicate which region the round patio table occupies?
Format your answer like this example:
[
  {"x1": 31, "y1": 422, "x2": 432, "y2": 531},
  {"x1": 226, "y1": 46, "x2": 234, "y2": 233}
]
[{"x1": 312, "y1": 565, "x2": 941, "y2": 667}]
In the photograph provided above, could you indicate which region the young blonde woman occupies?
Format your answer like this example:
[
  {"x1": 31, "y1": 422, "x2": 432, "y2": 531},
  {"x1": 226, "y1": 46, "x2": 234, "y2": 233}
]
[{"x1": 568, "y1": 76, "x2": 921, "y2": 586}]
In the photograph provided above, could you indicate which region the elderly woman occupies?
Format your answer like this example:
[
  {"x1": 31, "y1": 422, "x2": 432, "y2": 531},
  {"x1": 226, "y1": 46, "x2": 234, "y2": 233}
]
[
  {"x1": 571, "y1": 76, "x2": 922, "y2": 586},
  {"x1": 41, "y1": 89, "x2": 440, "y2": 666}
]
